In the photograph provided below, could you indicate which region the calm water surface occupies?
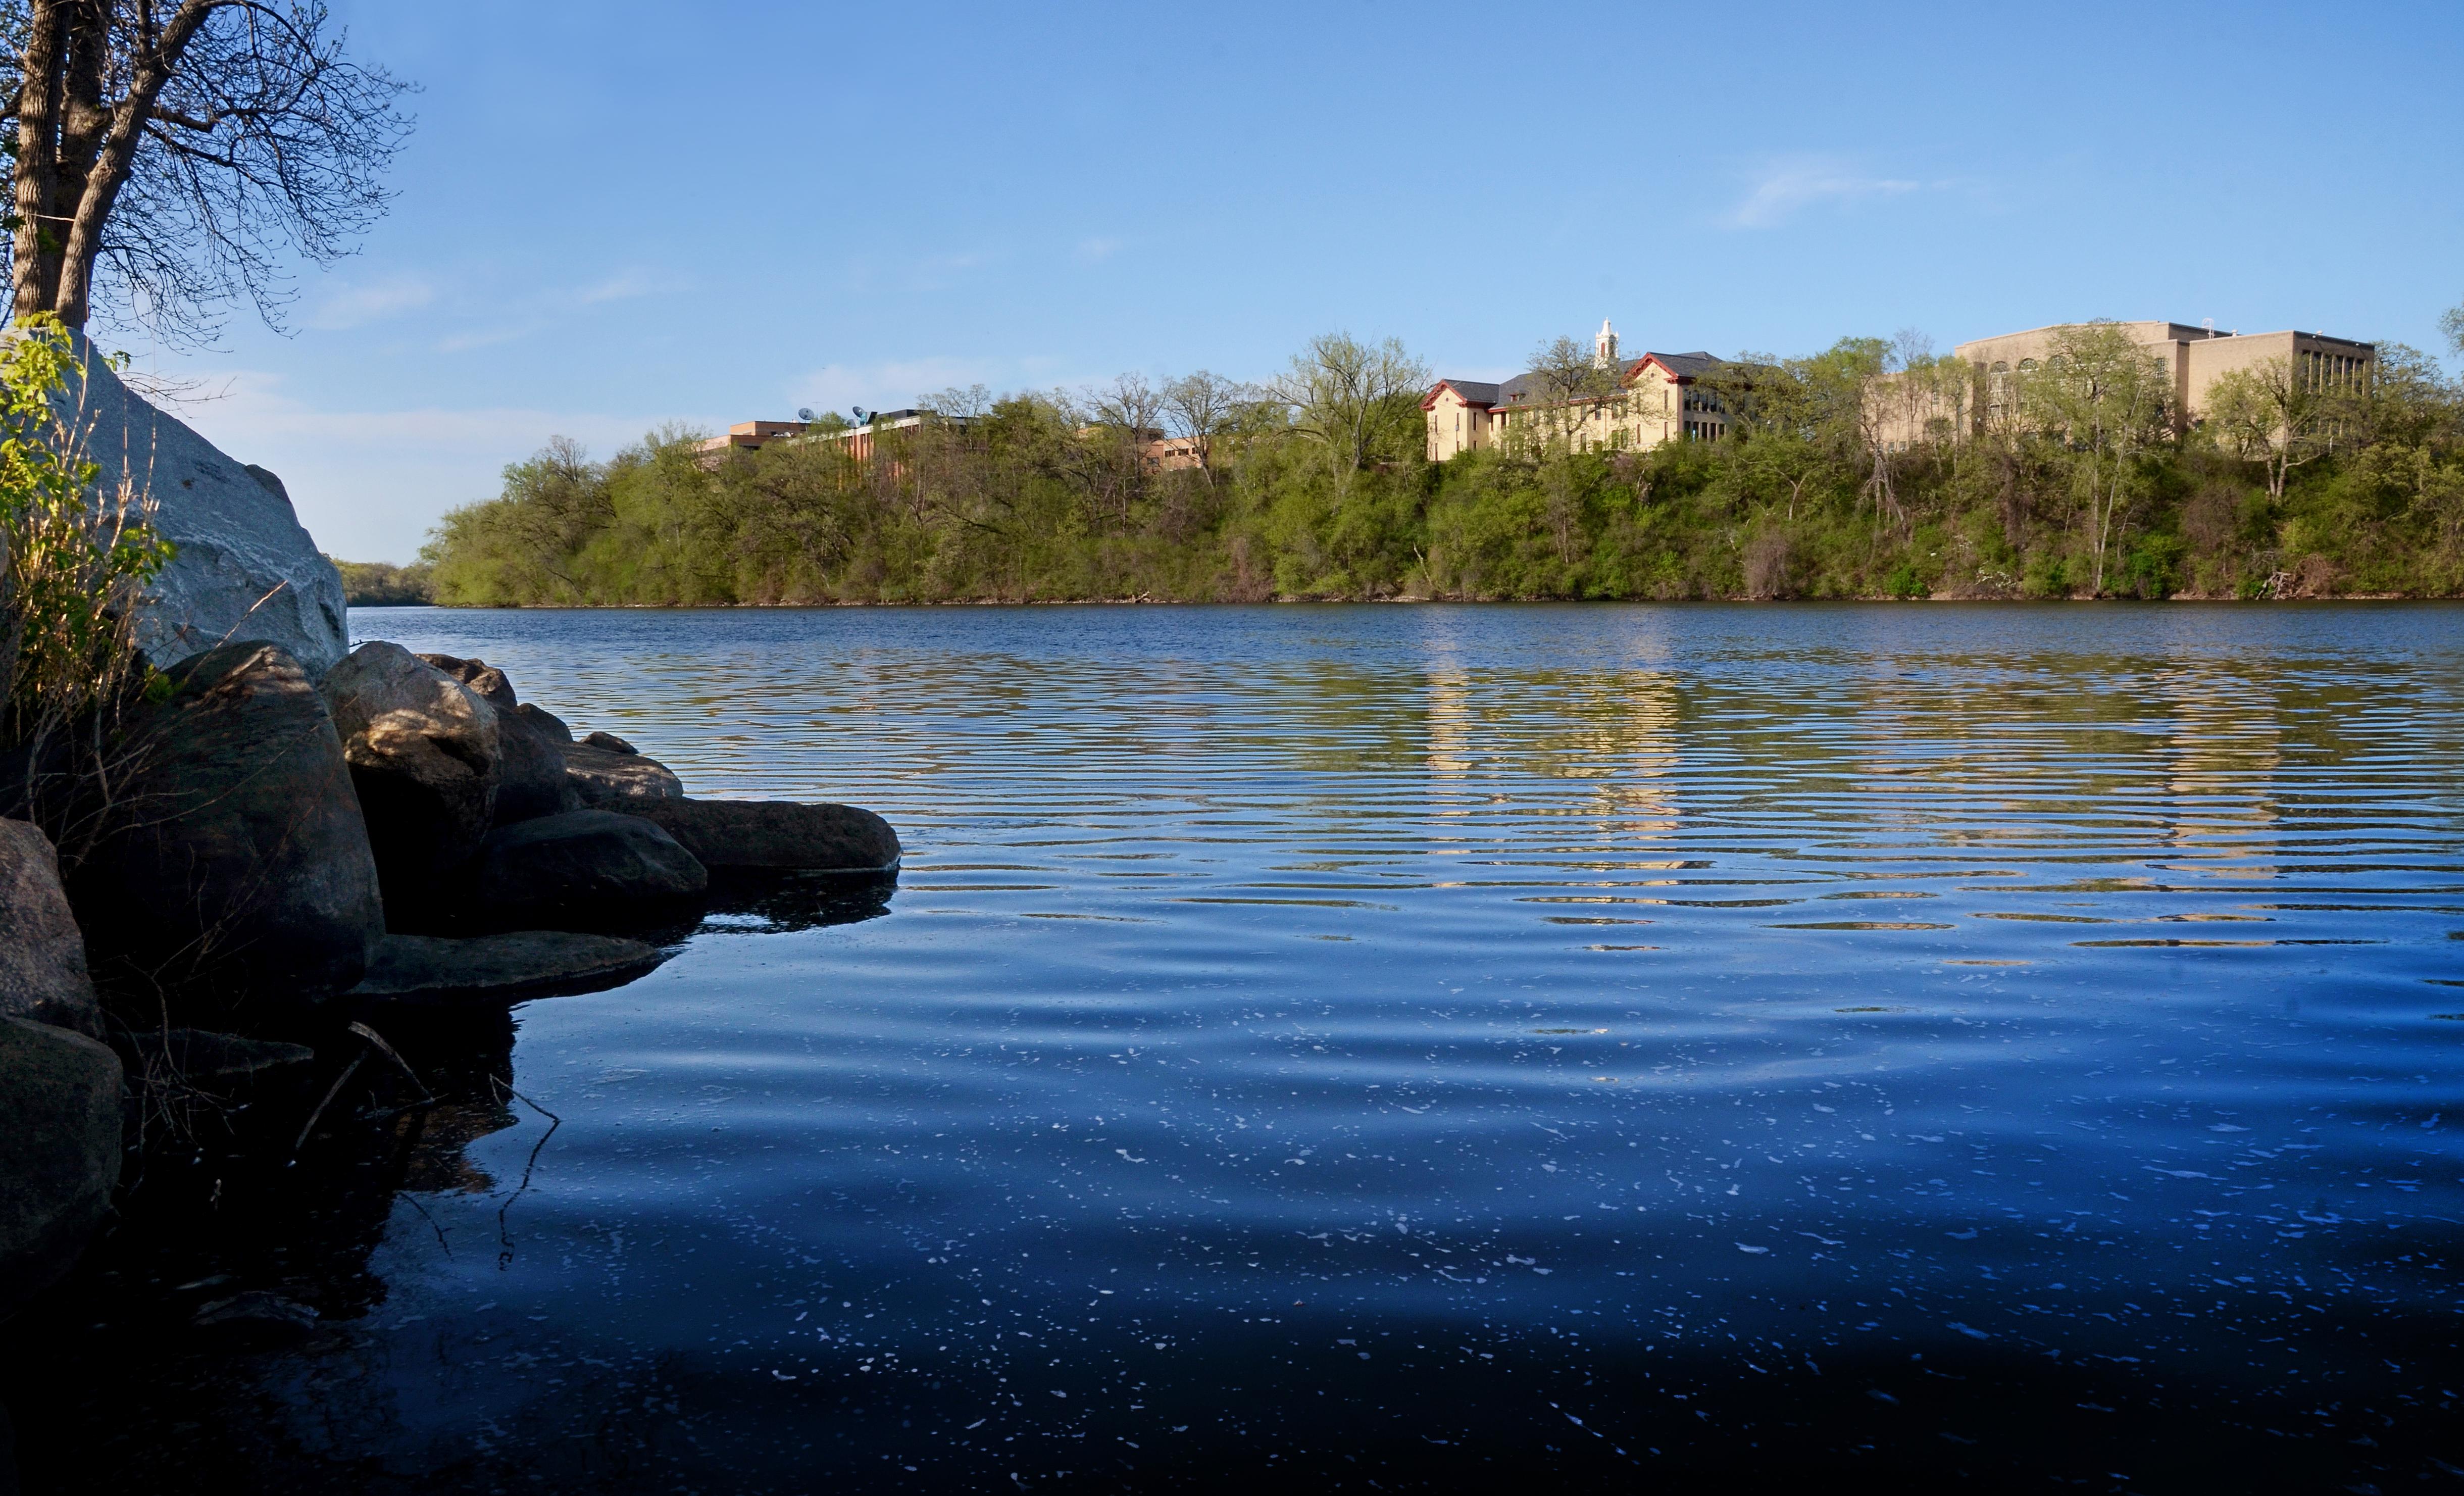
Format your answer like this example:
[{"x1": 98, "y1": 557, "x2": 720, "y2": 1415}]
[{"x1": 15, "y1": 604, "x2": 2464, "y2": 1491}]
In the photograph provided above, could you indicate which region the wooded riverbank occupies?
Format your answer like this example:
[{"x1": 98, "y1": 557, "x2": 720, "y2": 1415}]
[{"x1": 415, "y1": 326, "x2": 2464, "y2": 608}]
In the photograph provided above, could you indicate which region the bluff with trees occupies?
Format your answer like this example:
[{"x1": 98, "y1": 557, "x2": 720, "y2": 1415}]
[{"x1": 424, "y1": 315, "x2": 2464, "y2": 607}]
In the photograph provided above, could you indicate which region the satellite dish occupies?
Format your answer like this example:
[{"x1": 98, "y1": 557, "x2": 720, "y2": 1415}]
[
  {"x1": 796, "y1": 407, "x2": 815, "y2": 423},
  {"x1": 850, "y1": 407, "x2": 867, "y2": 423}
]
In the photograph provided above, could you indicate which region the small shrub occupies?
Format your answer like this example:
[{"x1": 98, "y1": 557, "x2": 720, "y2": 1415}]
[{"x1": 0, "y1": 316, "x2": 175, "y2": 851}]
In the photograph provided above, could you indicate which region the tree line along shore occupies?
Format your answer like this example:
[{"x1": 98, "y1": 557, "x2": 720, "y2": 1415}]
[{"x1": 392, "y1": 312, "x2": 2464, "y2": 608}]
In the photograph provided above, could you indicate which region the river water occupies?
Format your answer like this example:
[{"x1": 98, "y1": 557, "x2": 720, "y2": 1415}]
[{"x1": 10, "y1": 604, "x2": 2463, "y2": 1491}]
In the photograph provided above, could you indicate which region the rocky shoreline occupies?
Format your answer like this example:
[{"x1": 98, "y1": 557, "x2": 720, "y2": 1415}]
[{"x1": 0, "y1": 350, "x2": 900, "y2": 1336}]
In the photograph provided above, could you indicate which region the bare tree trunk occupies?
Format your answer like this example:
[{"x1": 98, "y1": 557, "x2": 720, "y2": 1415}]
[
  {"x1": 11, "y1": 0, "x2": 72, "y2": 322},
  {"x1": 51, "y1": 1, "x2": 217, "y2": 328},
  {"x1": 7, "y1": 0, "x2": 411, "y2": 342}
]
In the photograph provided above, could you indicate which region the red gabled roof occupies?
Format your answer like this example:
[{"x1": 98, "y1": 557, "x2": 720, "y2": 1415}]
[{"x1": 1626, "y1": 354, "x2": 1685, "y2": 385}]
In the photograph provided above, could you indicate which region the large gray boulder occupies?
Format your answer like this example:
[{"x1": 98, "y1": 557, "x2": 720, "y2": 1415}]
[
  {"x1": 633, "y1": 798, "x2": 900, "y2": 873},
  {"x1": 319, "y1": 641, "x2": 502, "y2": 910},
  {"x1": 0, "y1": 820, "x2": 100, "y2": 1036},
  {"x1": 69, "y1": 642, "x2": 382, "y2": 1031},
  {"x1": 418, "y1": 654, "x2": 566, "y2": 825},
  {"x1": 0, "y1": 1015, "x2": 122, "y2": 1316},
  {"x1": 54, "y1": 335, "x2": 347, "y2": 675},
  {"x1": 470, "y1": 810, "x2": 706, "y2": 926}
]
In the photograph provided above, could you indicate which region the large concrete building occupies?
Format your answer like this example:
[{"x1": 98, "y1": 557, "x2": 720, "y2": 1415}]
[
  {"x1": 1424, "y1": 322, "x2": 1733, "y2": 462},
  {"x1": 1955, "y1": 321, "x2": 2374, "y2": 431}
]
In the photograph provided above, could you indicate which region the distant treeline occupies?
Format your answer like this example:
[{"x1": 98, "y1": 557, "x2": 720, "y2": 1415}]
[
  {"x1": 331, "y1": 557, "x2": 434, "y2": 606},
  {"x1": 419, "y1": 318, "x2": 2464, "y2": 606}
]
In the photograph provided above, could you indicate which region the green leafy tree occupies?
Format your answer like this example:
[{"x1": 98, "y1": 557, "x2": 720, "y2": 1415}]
[
  {"x1": 2023, "y1": 323, "x2": 2172, "y2": 594},
  {"x1": 1269, "y1": 332, "x2": 1428, "y2": 497}
]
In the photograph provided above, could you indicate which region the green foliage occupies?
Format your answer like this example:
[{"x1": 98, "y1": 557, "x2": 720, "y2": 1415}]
[
  {"x1": 422, "y1": 325, "x2": 2464, "y2": 608},
  {"x1": 0, "y1": 315, "x2": 172, "y2": 749},
  {"x1": 329, "y1": 557, "x2": 434, "y2": 606}
]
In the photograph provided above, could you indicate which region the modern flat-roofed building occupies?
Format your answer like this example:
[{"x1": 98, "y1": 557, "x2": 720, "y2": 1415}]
[
  {"x1": 1425, "y1": 321, "x2": 1734, "y2": 461},
  {"x1": 1954, "y1": 322, "x2": 2374, "y2": 431},
  {"x1": 697, "y1": 419, "x2": 813, "y2": 458},
  {"x1": 694, "y1": 409, "x2": 957, "y2": 468},
  {"x1": 697, "y1": 409, "x2": 1200, "y2": 471}
]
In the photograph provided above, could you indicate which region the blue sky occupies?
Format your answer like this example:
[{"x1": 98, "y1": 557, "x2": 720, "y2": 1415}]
[{"x1": 130, "y1": 0, "x2": 2464, "y2": 562}]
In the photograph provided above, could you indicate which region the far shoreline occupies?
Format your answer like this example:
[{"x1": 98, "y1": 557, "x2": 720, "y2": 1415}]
[{"x1": 345, "y1": 593, "x2": 2458, "y2": 610}]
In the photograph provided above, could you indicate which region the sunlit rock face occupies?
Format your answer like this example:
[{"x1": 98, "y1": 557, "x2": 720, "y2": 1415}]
[
  {"x1": 318, "y1": 641, "x2": 504, "y2": 914},
  {"x1": 56, "y1": 335, "x2": 348, "y2": 675}
]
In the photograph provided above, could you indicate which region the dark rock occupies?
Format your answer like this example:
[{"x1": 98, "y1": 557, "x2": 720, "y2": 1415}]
[
  {"x1": 581, "y1": 731, "x2": 637, "y2": 755},
  {"x1": 494, "y1": 716, "x2": 574, "y2": 825},
  {"x1": 124, "y1": 1028, "x2": 315, "y2": 1087},
  {"x1": 470, "y1": 811, "x2": 706, "y2": 926},
  {"x1": 0, "y1": 1015, "x2": 123, "y2": 1317},
  {"x1": 416, "y1": 654, "x2": 564, "y2": 825},
  {"x1": 564, "y1": 743, "x2": 683, "y2": 808},
  {"x1": 517, "y1": 702, "x2": 574, "y2": 745},
  {"x1": 68, "y1": 642, "x2": 382, "y2": 1029},
  {"x1": 635, "y1": 799, "x2": 901, "y2": 873},
  {"x1": 349, "y1": 931, "x2": 665, "y2": 1006},
  {"x1": 319, "y1": 642, "x2": 502, "y2": 909},
  {"x1": 0, "y1": 820, "x2": 99, "y2": 1036}
]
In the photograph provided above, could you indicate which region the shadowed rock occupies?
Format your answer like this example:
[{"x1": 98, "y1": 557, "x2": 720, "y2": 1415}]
[
  {"x1": 350, "y1": 931, "x2": 665, "y2": 1006},
  {"x1": 0, "y1": 1015, "x2": 122, "y2": 1316},
  {"x1": 69, "y1": 642, "x2": 382, "y2": 1029},
  {"x1": 517, "y1": 702, "x2": 574, "y2": 745},
  {"x1": 320, "y1": 642, "x2": 501, "y2": 910},
  {"x1": 634, "y1": 799, "x2": 900, "y2": 873},
  {"x1": 563, "y1": 742, "x2": 683, "y2": 808},
  {"x1": 417, "y1": 654, "x2": 566, "y2": 825},
  {"x1": 0, "y1": 820, "x2": 99, "y2": 1036},
  {"x1": 470, "y1": 811, "x2": 706, "y2": 926}
]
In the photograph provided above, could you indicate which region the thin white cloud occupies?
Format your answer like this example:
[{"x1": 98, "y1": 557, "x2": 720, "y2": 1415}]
[
  {"x1": 299, "y1": 265, "x2": 686, "y2": 351},
  {"x1": 306, "y1": 274, "x2": 436, "y2": 331},
  {"x1": 1074, "y1": 236, "x2": 1123, "y2": 264},
  {"x1": 788, "y1": 357, "x2": 1000, "y2": 417},
  {"x1": 1724, "y1": 158, "x2": 1921, "y2": 229},
  {"x1": 573, "y1": 267, "x2": 679, "y2": 305},
  {"x1": 435, "y1": 322, "x2": 543, "y2": 354},
  {"x1": 171, "y1": 369, "x2": 718, "y2": 562}
]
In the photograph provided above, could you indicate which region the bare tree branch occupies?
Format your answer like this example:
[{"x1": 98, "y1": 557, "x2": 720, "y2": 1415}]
[{"x1": 0, "y1": 0, "x2": 412, "y2": 343}]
